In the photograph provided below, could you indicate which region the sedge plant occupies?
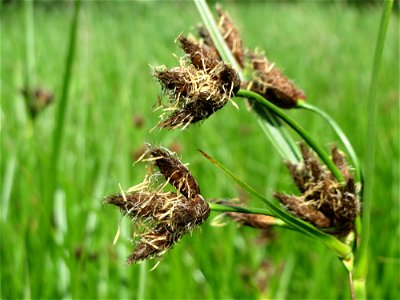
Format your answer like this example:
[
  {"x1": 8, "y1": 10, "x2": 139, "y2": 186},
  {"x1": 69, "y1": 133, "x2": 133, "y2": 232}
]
[{"x1": 105, "y1": 1, "x2": 394, "y2": 299}]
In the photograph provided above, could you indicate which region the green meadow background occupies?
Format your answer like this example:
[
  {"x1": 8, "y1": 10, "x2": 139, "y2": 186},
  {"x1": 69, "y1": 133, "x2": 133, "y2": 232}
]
[{"x1": 1, "y1": 1, "x2": 399, "y2": 299}]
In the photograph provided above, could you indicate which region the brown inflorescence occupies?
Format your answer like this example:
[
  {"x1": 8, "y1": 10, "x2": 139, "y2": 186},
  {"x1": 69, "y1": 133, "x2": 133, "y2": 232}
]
[
  {"x1": 274, "y1": 144, "x2": 360, "y2": 236},
  {"x1": 197, "y1": 7, "x2": 305, "y2": 109},
  {"x1": 106, "y1": 144, "x2": 210, "y2": 264},
  {"x1": 154, "y1": 35, "x2": 240, "y2": 129},
  {"x1": 21, "y1": 86, "x2": 54, "y2": 118},
  {"x1": 246, "y1": 51, "x2": 306, "y2": 109}
]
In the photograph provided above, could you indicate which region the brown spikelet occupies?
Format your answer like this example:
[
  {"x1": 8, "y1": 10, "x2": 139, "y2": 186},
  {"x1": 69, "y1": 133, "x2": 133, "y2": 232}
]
[
  {"x1": 225, "y1": 212, "x2": 278, "y2": 229},
  {"x1": 273, "y1": 193, "x2": 332, "y2": 228},
  {"x1": 147, "y1": 146, "x2": 200, "y2": 199},
  {"x1": 178, "y1": 35, "x2": 220, "y2": 70},
  {"x1": 198, "y1": 25, "x2": 218, "y2": 53},
  {"x1": 247, "y1": 51, "x2": 306, "y2": 109},
  {"x1": 158, "y1": 96, "x2": 228, "y2": 129},
  {"x1": 127, "y1": 226, "x2": 174, "y2": 264},
  {"x1": 331, "y1": 145, "x2": 350, "y2": 179},
  {"x1": 216, "y1": 6, "x2": 245, "y2": 68},
  {"x1": 156, "y1": 68, "x2": 192, "y2": 97}
]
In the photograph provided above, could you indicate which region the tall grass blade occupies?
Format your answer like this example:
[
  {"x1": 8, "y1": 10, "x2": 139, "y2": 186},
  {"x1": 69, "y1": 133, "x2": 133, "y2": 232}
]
[
  {"x1": 1, "y1": 155, "x2": 16, "y2": 221},
  {"x1": 50, "y1": 0, "x2": 81, "y2": 192},
  {"x1": 354, "y1": 0, "x2": 394, "y2": 297},
  {"x1": 275, "y1": 255, "x2": 295, "y2": 300},
  {"x1": 24, "y1": 0, "x2": 35, "y2": 92}
]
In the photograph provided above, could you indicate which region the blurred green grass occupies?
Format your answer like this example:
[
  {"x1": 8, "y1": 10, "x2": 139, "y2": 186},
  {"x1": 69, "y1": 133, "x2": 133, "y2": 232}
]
[{"x1": 1, "y1": 1, "x2": 399, "y2": 299}]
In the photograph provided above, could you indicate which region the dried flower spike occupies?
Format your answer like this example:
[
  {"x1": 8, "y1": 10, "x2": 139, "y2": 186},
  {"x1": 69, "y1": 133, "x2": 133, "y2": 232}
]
[
  {"x1": 274, "y1": 144, "x2": 360, "y2": 235},
  {"x1": 246, "y1": 51, "x2": 306, "y2": 109},
  {"x1": 106, "y1": 144, "x2": 210, "y2": 263},
  {"x1": 154, "y1": 35, "x2": 240, "y2": 129},
  {"x1": 216, "y1": 6, "x2": 245, "y2": 68}
]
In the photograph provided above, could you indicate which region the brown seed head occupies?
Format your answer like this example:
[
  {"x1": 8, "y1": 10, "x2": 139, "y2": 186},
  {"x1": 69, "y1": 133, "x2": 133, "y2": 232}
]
[
  {"x1": 154, "y1": 38, "x2": 240, "y2": 129},
  {"x1": 106, "y1": 145, "x2": 210, "y2": 263},
  {"x1": 274, "y1": 144, "x2": 360, "y2": 235}
]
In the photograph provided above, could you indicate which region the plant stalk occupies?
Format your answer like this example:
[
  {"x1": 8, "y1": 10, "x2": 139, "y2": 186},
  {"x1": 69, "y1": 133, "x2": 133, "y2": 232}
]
[
  {"x1": 353, "y1": 1, "x2": 394, "y2": 297},
  {"x1": 50, "y1": 0, "x2": 81, "y2": 193},
  {"x1": 24, "y1": 0, "x2": 35, "y2": 92}
]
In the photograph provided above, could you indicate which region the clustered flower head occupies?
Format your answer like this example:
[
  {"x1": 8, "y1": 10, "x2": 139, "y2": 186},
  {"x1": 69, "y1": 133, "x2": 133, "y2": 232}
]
[
  {"x1": 106, "y1": 144, "x2": 210, "y2": 264},
  {"x1": 153, "y1": 7, "x2": 307, "y2": 131},
  {"x1": 274, "y1": 144, "x2": 360, "y2": 236},
  {"x1": 154, "y1": 35, "x2": 240, "y2": 130},
  {"x1": 198, "y1": 7, "x2": 305, "y2": 109}
]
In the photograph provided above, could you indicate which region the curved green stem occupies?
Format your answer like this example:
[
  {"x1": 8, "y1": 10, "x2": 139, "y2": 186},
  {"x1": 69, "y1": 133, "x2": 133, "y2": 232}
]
[
  {"x1": 236, "y1": 89, "x2": 345, "y2": 183},
  {"x1": 297, "y1": 101, "x2": 363, "y2": 185}
]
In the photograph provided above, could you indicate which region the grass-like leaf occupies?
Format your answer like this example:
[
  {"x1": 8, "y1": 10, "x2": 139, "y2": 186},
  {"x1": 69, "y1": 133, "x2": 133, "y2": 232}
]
[
  {"x1": 50, "y1": 0, "x2": 81, "y2": 192},
  {"x1": 353, "y1": 0, "x2": 394, "y2": 298}
]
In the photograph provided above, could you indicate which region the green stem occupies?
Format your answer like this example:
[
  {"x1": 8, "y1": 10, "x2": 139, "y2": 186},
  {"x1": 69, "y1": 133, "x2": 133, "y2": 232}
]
[
  {"x1": 354, "y1": 0, "x2": 394, "y2": 292},
  {"x1": 137, "y1": 261, "x2": 147, "y2": 300},
  {"x1": 50, "y1": 0, "x2": 81, "y2": 191},
  {"x1": 297, "y1": 101, "x2": 363, "y2": 185},
  {"x1": 237, "y1": 89, "x2": 345, "y2": 183},
  {"x1": 209, "y1": 202, "x2": 272, "y2": 216},
  {"x1": 24, "y1": 0, "x2": 35, "y2": 89}
]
